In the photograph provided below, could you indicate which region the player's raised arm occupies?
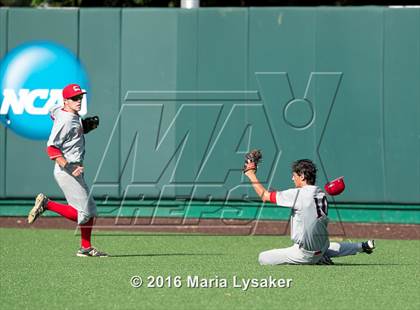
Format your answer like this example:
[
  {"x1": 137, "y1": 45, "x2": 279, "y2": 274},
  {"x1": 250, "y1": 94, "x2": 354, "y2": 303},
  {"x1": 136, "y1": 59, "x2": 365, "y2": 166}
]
[
  {"x1": 244, "y1": 169, "x2": 272, "y2": 202},
  {"x1": 243, "y1": 149, "x2": 272, "y2": 202}
]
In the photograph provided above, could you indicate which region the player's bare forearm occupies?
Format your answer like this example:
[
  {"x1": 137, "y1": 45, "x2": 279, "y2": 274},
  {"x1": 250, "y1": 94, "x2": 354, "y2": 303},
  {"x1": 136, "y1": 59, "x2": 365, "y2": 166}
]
[
  {"x1": 55, "y1": 156, "x2": 68, "y2": 168},
  {"x1": 55, "y1": 156, "x2": 84, "y2": 177},
  {"x1": 245, "y1": 171, "x2": 271, "y2": 202}
]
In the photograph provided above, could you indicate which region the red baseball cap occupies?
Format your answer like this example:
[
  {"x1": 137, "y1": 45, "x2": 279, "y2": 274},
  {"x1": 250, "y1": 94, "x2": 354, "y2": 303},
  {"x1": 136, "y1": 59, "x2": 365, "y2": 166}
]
[
  {"x1": 324, "y1": 176, "x2": 345, "y2": 196},
  {"x1": 62, "y1": 83, "x2": 86, "y2": 99}
]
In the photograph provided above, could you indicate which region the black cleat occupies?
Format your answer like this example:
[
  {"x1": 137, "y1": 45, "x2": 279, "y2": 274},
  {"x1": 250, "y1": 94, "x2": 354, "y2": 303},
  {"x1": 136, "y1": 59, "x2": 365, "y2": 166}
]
[
  {"x1": 317, "y1": 255, "x2": 335, "y2": 265},
  {"x1": 362, "y1": 240, "x2": 375, "y2": 254},
  {"x1": 28, "y1": 193, "x2": 48, "y2": 224}
]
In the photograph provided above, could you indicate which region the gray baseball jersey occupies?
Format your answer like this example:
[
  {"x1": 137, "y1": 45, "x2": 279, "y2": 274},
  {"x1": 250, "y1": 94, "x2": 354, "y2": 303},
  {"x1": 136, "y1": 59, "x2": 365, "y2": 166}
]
[
  {"x1": 47, "y1": 106, "x2": 85, "y2": 163},
  {"x1": 47, "y1": 106, "x2": 96, "y2": 224},
  {"x1": 273, "y1": 185, "x2": 329, "y2": 252}
]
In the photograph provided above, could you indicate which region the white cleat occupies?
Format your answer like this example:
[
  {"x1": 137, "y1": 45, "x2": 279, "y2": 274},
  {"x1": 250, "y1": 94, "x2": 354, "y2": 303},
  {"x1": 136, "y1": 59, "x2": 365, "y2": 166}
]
[{"x1": 27, "y1": 193, "x2": 48, "y2": 224}]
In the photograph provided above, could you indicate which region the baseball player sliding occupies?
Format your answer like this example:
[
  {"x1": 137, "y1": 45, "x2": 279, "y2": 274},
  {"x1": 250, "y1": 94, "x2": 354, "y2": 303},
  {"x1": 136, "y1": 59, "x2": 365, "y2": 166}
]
[
  {"x1": 27, "y1": 83, "x2": 107, "y2": 257},
  {"x1": 243, "y1": 150, "x2": 375, "y2": 265}
]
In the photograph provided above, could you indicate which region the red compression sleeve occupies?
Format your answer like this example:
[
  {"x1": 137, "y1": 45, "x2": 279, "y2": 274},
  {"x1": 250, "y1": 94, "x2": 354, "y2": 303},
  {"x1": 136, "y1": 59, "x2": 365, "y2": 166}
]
[
  {"x1": 80, "y1": 218, "x2": 94, "y2": 249},
  {"x1": 269, "y1": 192, "x2": 277, "y2": 204},
  {"x1": 46, "y1": 200, "x2": 78, "y2": 222},
  {"x1": 46, "y1": 146, "x2": 63, "y2": 160}
]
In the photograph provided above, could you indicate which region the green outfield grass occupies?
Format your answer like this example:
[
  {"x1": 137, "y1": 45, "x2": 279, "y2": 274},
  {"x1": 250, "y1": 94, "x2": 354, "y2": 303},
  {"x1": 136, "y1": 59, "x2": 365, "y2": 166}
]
[{"x1": 1, "y1": 228, "x2": 419, "y2": 310}]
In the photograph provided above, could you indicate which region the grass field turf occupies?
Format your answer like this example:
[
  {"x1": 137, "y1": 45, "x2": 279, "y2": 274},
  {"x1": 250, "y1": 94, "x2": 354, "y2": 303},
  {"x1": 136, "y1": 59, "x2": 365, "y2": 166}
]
[{"x1": 1, "y1": 228, "x2": 419, "y2": 309}]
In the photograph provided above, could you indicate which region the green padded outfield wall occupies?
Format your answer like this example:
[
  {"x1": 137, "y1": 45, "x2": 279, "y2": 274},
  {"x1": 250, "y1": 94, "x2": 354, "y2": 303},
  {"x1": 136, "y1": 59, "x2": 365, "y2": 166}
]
[
  {"x1": 0, "y1": 7, "x2": 419, "y2": 210},
  {"x1": 0, "y1": 8, "x2": 7, "y2": 199},
  {"x1": 4, "y1": 8, "x2": 79, "y2": 197}
]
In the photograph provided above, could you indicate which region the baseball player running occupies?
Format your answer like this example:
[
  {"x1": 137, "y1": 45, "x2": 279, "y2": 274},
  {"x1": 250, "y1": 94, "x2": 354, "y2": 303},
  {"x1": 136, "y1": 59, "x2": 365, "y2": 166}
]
[
  {"x1": 27, "y1": 83, "x2": 107, "y2": 257},
  {"x1": 243, "y1": 151, "x2": 375, "y2": 265}
]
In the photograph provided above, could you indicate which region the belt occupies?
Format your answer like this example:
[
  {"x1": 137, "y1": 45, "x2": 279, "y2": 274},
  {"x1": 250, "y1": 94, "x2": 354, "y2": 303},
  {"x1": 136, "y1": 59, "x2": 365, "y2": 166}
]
[{"x1": 298, "y1": 244, "x2": 322, "y2": 255}]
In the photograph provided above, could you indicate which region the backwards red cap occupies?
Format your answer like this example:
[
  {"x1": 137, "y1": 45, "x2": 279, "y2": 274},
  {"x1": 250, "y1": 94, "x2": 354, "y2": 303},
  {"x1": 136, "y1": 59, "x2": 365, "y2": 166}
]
[
  {"x1": 62, "y1": 83, "x2": 86, "y2": 99},
  {"x1": 324, "y1": 176, "x2": 345, "y2": 196}
]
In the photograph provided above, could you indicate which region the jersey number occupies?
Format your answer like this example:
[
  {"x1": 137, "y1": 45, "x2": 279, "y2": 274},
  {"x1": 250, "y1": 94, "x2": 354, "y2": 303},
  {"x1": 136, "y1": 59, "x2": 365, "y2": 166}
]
[{"x1": 314, "y1": 196, "x2": 328, "y2": 218}]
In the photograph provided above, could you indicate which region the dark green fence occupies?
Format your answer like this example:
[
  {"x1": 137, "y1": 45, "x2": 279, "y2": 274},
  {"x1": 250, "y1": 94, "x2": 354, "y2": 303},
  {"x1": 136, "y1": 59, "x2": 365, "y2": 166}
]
[{"x1": 0, "y1": 7, "x2": 419, "y2": 223}]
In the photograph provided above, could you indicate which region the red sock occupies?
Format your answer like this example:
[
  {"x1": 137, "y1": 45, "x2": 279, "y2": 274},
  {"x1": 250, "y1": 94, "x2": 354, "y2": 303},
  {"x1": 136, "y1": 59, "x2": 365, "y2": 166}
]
[
  {"x1": 80, "y1": 218, "x2": 94, "y2": 249},
  {"x1": 46, "y1": 200, "x2": 78, "y2": 222}
]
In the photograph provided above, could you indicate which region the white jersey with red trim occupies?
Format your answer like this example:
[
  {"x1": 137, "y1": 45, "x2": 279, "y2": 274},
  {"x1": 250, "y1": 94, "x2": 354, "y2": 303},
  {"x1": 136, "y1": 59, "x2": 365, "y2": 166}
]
[
  {"x1": 273, "y1": 185, "x2": 329, "y2": 252},
  {"x1": 47, "y1": 106, "x2": 85, "y2": 163}
]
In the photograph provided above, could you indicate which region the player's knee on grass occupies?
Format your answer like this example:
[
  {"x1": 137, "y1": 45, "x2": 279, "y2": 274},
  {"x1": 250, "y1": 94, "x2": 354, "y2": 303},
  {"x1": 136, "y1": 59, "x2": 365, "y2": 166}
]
[
  {"x1": 259, "y1": 251, "x2": 281, "y2": 265},
  {"x1": 258, "y1": 252, "x2": 270, "y2": 265}
]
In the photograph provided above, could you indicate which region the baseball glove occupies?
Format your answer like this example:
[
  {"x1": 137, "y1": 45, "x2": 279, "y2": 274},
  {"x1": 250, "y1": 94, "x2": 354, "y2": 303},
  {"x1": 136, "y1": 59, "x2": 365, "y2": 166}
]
[
  {"x1": 82, "y1": 116, "x2": 99, "y2": 134},
  {"x1": 243, "y1": 149, "x2": 262, "y2": 173}
]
